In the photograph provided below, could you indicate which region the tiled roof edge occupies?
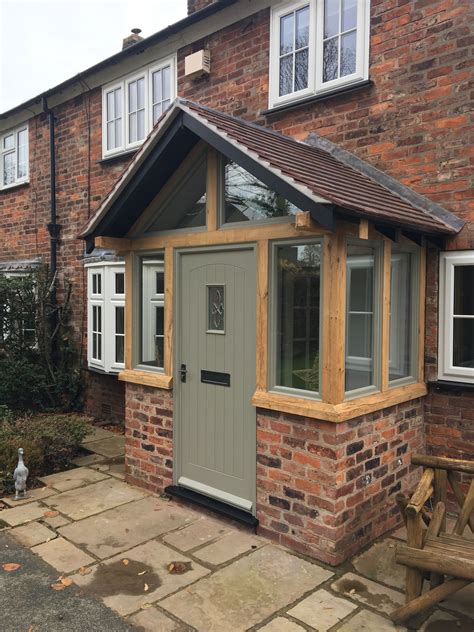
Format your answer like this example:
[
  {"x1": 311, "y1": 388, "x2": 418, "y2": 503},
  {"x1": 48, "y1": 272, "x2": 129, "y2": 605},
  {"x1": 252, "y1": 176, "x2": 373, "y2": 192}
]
[{"x1": 305, "y1": 132, "x2": 464, "y2": 234}]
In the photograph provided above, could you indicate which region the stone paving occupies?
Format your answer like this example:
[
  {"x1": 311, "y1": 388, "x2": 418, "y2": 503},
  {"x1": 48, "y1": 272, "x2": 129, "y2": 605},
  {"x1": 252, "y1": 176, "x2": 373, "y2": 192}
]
[{"x1": 1, "y1": 427, "x2": 473, "y2": 631}]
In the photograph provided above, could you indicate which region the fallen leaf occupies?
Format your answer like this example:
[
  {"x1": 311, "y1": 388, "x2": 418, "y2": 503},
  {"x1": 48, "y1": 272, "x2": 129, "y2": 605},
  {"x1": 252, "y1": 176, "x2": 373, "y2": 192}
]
[
  {"x1": 60, "y1": 577, "x2": 73, "y2": 587},
  {"x1": 2, "y1": 563, "x2": 21, "y2": 572},
  {"x1": 138, "y1": 570, "x2": 147, "y2": 576},
  {"x1": 349, "y1": 588, "x2": 356, "y2": 595},
  {"x1": 144, "y1": 583, "x2": 149, "y2": 592},
  {"x1": 43, "y1": 511, "x2": 59, "y2": 518},
  {"x1": 122, "y1": 559, "x2": 129, "y2": 566},
  {"x1": 142, "y1": 603, "x2": 153, "y2": 610},
  {"x1": 79, "y1": 566, "x2": 92, "y2": 576},
  {"x1": 28, "y1": 627, "x2": 33, "y2": 632},
  {"x1": 167, "y1": 561, "x2": 192, "y2": 575},
  {"x1": 51, "y1": 582, "x2": 67, "y2": 591}
]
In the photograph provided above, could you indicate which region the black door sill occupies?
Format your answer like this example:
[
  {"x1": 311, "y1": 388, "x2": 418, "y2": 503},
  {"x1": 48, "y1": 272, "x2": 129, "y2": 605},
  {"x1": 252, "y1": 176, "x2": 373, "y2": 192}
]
[{"x1": 164, "y1": 485, "x2": 259, "y2": 528}]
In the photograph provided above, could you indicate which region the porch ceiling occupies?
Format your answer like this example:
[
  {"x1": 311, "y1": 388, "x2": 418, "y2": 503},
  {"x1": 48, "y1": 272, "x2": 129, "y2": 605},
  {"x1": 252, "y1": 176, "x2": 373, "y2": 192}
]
[{"x1": 80, "y1": 99, "x2": 463, "y2": 251}]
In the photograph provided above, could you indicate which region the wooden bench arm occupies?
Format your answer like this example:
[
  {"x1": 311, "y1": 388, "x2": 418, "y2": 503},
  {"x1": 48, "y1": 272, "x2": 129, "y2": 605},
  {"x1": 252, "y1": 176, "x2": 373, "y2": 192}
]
[
  {"x1": 412, "y1": 454, "x2": 474, "y2": 475},
  {"x1": 406, "y1": 468, "x2": 434, "y2": 517}
]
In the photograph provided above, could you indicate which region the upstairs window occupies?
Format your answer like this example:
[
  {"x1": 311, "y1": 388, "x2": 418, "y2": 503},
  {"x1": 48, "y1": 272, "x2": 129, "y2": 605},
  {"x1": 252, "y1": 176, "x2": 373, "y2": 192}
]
[
  {"x1": 439, "y1": 251, "x2": 474, "y2": 384},
  {"x1": 102, "y1": 57, "x2": 176, "y2": 157},
  {"x1": 1, "y1": 124, "x2": 28, "y2": 189},
  {"x1": 87, "y1": 264, "x2": 125, "y2": 373},
  {"x1": 269, "y1": 0, "x2": 370, "y2": 108}
]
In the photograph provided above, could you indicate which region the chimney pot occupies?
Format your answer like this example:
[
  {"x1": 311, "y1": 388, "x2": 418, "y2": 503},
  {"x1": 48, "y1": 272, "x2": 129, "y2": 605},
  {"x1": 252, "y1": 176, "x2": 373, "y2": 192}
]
[{"x1": 122, "y1": 28, "x2": 144, "y2": 50}]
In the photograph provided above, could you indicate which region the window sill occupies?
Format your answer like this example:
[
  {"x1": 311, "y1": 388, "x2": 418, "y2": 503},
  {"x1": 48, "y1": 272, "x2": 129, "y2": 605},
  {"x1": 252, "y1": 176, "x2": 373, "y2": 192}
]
[
  {"x1": 428, "y1": 379, "x2": 474, "y2": 392},
  {"x1": 0, "y1": 180, "x2": 30, "y2": 193},
  {"x1": 252, "y1": 382, "x2": 427, "y2": 423},
  {"x1": 84, "y1": 365, "x2": 120, "y2": 378},
  {"x1": 98, "y1": 148, "x2": 139, "y2": 165},
  {"x1": 118, "y1": 369, "x2": 173, "y2": 389},
  {"x1": 262, "y1": 80, "x2": 374, "y2": 117}
]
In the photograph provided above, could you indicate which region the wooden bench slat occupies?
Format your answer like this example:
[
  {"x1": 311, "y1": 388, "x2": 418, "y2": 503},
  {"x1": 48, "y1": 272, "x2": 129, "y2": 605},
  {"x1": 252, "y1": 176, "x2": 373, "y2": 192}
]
[{"x1": 396, "y1": 545, "x2": 474, "y2": 581}]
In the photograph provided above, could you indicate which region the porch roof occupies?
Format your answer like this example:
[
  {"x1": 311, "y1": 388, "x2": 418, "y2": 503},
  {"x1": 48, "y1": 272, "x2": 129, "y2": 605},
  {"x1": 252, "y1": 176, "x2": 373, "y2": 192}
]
[{"x1": 80, "y1": 99, "x2": 463, "y2": 249}]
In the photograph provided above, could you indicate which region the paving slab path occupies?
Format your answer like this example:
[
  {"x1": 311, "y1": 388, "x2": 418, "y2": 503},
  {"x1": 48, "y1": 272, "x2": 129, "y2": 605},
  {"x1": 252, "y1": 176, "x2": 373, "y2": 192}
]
[{"x1": 1, "y1": 426, "x2": 473, "y2": 631}]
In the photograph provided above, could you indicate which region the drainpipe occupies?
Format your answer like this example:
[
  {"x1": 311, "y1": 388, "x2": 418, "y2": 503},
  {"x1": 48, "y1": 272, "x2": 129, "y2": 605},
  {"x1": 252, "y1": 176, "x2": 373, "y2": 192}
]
[{"x1": 42, "y1": 97, "x2": 61, "y2": 306}]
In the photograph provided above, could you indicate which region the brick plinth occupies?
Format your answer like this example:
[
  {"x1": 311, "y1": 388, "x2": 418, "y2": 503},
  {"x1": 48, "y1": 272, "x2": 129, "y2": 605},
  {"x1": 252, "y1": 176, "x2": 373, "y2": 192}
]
[
  {"x1": 124, "y1": 383, "x2": 174, "y2": 493},
  {"x1": 84, "y1": 371, "x2": 125, "y2": 422},
  {"x1": 256, "y1": 399, "x2": 425, "y2": 565}
]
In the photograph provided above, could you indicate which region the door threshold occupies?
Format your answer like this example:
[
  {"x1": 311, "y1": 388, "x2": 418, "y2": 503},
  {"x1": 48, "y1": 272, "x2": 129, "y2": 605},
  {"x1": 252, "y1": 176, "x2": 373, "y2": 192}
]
[{"x1": 164, "y1": 485, "x2": 259, "y2": 529}]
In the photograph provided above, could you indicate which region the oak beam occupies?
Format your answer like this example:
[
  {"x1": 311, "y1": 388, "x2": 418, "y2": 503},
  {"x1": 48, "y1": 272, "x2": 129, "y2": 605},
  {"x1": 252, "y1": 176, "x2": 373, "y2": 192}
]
[
  {"x1": 256, "y1": 240, "x2": 269, "y2": 391},
  {"x1": 95, "y1": 236, "x2": 132, "y2": 253}
]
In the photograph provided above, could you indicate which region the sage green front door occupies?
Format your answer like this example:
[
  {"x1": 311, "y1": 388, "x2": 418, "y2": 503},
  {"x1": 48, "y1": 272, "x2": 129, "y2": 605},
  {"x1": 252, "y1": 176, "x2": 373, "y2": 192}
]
[{"x1": 176, "y1": 247, "x2": 256, "y2": 513}]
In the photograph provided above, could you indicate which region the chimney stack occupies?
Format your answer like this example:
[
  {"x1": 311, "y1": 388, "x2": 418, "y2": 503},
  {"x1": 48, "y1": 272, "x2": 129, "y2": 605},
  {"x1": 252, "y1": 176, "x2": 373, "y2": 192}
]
[
  {"x1": 122, "y1": 28, "x2": 143, "y2": 50},
  {"x1": 187, "y1": 0, "x2": 216, "y2": 15}
]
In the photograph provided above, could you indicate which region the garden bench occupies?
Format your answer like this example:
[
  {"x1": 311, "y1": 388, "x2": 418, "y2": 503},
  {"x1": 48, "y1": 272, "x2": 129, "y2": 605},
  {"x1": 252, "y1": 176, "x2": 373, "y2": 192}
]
[{"x1": 391, "y1": 454, "x2": 474, "y2": 624}]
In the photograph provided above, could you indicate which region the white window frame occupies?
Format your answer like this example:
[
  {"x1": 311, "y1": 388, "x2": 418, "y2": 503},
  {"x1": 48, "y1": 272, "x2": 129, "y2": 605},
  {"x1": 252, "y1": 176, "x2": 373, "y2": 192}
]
[
  {"x1": 125, "y1": 71, "x2": 148, "y2": 149},
  {"x1": 102, "y1": 56, "x2": 176, "y2": 158},
  {"x1": 439, "y1": 251, "x2": 474, "y2": 384},
  {"x1": 269, "y1": 0, "x2": 370, "y2": 109},
  {"x1": 140, "y1": 260, "x2": 165, "y2": 371},
  {"x1": 1, "y1": 123, "x2": 29, "y2": 190},
  {"x1": 87, "y1": 263, "x2": 125, "y2": 373}
]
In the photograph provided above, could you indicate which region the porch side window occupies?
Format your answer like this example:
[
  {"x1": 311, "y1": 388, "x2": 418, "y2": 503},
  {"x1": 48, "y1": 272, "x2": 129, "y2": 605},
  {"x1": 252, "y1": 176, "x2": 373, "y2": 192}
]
[
  {"x1": 269, "y1": 0, "x2": 369, "y2": 109},
  {"x1": 87, "y1": 264, "x2": 125, "y2": 373},
  {"x1": 223, "y1": 160, "x2": 300, "y2": 224},
  {"x1": 273, "y1": 241, "x2": 322, "y2": 395},
  {"x1": 141, "y1": 257, "x2": 165, "y2": 370},
  {"x1": 345, "y1": 243, "x2": 380, "y2": 394},
  {"x1": 1, "y1": 124, "x2": 29, "y2": 189},
  {"x1": 439, "y1": 251, "x2": 474, "y2": 383},
  {"x1": 389, "y1": 249, "x2": 418, "y2": 384}
]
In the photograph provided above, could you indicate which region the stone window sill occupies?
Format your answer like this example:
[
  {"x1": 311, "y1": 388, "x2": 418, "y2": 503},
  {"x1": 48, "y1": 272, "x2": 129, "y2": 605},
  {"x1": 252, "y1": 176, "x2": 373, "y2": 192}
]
[
  {"x1": 252, "y1": 382, "x2": 427, "y2": 423},
  {"x1": 118, "y1": 369, "x2": 173, "y2": 389},
  {"x1": 0, "y1": 180, "x2": 30, "y2": 193},
  {"x1": 98, "y1": 148, "x2": 139, "y2": 165}
]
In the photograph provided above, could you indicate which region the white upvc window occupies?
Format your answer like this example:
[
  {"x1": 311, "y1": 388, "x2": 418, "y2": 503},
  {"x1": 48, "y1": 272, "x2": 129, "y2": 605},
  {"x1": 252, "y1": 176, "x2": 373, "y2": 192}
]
[
  {"x1": 269, "y1": 0, "x2": 370, "y2": 108},
  {"x1": 1, "y1": 124, "x2": 29, "y2": 189},
  {"x1": 102, "y1": 56, "x2": 176, "y2": 158},
  {"x1": 87, "y1": 263, "x2": 125, "y2": 373},
  {"x1": 439, "y1": 251, "x2": 474, "y2": 384},
  {"x1": 140, "y1": 259, "x2": 165, "y2": 370}
]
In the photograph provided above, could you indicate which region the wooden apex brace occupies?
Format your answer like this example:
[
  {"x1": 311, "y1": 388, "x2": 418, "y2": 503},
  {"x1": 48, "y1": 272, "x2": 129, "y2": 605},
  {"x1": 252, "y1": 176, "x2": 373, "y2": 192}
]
[
  {"x1": 294, "y1": 211, "x2": 316, "y2": 230},
  {"x1": 358, "y1": 218, "x2": 369, "y2": 240}
]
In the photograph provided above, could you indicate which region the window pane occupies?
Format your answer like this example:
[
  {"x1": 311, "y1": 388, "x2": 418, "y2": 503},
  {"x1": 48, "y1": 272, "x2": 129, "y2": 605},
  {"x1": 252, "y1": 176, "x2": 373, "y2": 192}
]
[
  {"x1": 115, "y1": 120, "x2": 122, "y2": 148},
  {"x1": 17, "y1": 134, "x2": 27, "y2": 179},
  {"x1": 323, "y1": 37, "x2": 339, "y2": 82},
  {"x1": 3, "y1": 153, "x2": 15, "y2": 186},
  {"x1": 454, "y1": 265, "x2": 474, "y2": 315},
  {"x1": 341, "y1": 31, "x2": 357, "y2": 76},
  {"x1": 162, "y1": 65, "x2": 171, "y2": 100},
  {"x1": 129, "y1": 82, "x2": 137, "y2": 111},
  {"x1": 3, "y1": 133, "x2": 14, "y2": 150},
  {"x1": 18, "y1": 128, "x2": 27, "y2": 148},
  {"x1": 107, "y1": 122, "x2": 115, "y2": 150},
  {"x1": 107, "y1": 91, "x2": 114, "y2": 120},
  {"x1": 153, "y1": 70, "x2": 163, "y2": 103},
  {"x1": 141, "y1": 257, "x2": 165, "y2": 368},
  {"x1": 208, "y1": 286, "x2": 225, "y2": 332},
  {"x1": 137, "y1": 110, "x2": 145, "y2": 141},
  {"x1": 115, "y1": 272, "x2": 125, "y2": 295},
  {"x1": 295, "y1": 6, "x2": 310, "y2": 49},
  {"x1": 276, "y1": 243, "x2": 321, "y2": 392},
  {"x1": 137, "y1": 78, "x2": 145, "y2": 109},
  {"x1": 280, "y1": 13, "x2": 294, "y2": 55},
  {"x1": 389, "y1": 252, "x2": 414, "y2": 382},
  {"x1": 324, "y1": 0, "x2": 340, "y2": 38},
  {"x1": 129, "y1": 112, "x2": 137, "y2": 144},
  {"x1": 453, "y1": 319, "x2": 474, "y2": 368},
  {"x1": 153, "y1": 104, "x2": 163, "y2": 125},
  {"x1": 295, "y1": 49, "x2": 309, "y2": 91},
  {"x1": 346, "y1": 245, "x2": 376, "y2": 392},
  {"x1": 224, "y1": 160, "x2": 300, "y2": 223},
  {"x1": 114, "y1": 88, "x2": 122, "y2": 117},
  {"x1": 116, "y1": 306, "x2": 125, "y2": 334},
  {"x1": 115, "y1": 336, "x2": 124, "y2": 364},
  {"x1": 279, "y1": 54, "x2": 294, "y2": 96},
  {"x1": 342, "y1": 0, "x2": 357, "y2": 31},
  {"x1": 147, "y1": 154, "x2": 207, "y2": 232}
]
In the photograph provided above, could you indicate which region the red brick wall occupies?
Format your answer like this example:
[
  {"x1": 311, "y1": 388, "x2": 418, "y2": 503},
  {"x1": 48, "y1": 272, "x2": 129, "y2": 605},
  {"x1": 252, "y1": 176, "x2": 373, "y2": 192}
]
[
  {"x1": 85, "y1": 371, "x2": 125, "y2": 422},
  {"x1": 124, "y1": 383, "x2": 174, "y2": 492},
  {"x1": 256, "y1": 400, "x2": 425, "y2": 565}
]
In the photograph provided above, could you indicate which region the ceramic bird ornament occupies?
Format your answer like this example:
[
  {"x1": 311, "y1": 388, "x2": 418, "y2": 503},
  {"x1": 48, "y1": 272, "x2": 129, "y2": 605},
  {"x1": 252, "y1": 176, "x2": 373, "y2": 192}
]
[{"x1": 13, "y1": 448, "x2": 29, "y2": 500}]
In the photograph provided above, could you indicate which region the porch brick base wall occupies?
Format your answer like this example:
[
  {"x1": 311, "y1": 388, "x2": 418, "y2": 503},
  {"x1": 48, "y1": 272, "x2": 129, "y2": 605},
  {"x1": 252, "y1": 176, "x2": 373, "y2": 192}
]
[
  {"x1": 256, "y1": 399, "x2": 425, "y2": 566},
  {"x1": 124, "y1": 383, "x2": 174, "y2": 493},
  {"x1": 123, "y1": 383, "x2": 425, "y2": 565},
  {"x1": 84, "y1": 371, "x2": 126, "y2": 423}
]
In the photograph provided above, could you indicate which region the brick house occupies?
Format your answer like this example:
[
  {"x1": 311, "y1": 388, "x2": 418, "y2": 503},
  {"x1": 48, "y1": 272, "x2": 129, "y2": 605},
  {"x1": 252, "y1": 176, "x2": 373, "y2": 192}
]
[{"x1": 0, "y1": 0, "x2": 472, "y2": 565}]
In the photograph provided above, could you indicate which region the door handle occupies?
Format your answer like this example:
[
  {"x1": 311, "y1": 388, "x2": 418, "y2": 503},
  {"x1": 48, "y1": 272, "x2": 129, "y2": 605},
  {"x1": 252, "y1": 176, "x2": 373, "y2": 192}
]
[{"x1": 180, "y1": 364, "x2": 188, "y2": 383}]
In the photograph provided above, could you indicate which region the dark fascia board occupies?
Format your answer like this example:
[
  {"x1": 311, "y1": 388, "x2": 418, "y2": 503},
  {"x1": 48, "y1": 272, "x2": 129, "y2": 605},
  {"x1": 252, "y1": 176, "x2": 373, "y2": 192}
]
[
  {"x1": 0, "y1": 0, "x2": 237, "y2": 120},
  {"x1": 305, "y1": 132, "x2": 464, "y2": 235},
  {"x1": 181, "y1": 112, "x2": 335, "y2": 231}
]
